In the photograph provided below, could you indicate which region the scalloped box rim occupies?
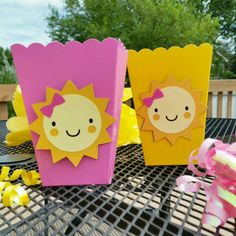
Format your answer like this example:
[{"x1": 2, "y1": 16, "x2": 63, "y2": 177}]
[
  {"x1": 11, "y1": 38, "x2": 126, "y2": 51},
  {"x1": 129, "y1": 42, "x2": 213, "y2": 54}
]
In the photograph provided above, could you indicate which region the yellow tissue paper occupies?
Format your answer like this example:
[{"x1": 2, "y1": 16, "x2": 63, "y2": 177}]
[
  {"x1": 117, "y1": 88, "x2": 140, "y2": 146},
  {"x1": 5, "y1": 85, "x2": 31, "y2": 146},
  {"x1": 12, "y1": 85, "x2": 27, "y2": 117},
  {"x1": 122, "y1": 87, "x2": 132, "y2": 102}
]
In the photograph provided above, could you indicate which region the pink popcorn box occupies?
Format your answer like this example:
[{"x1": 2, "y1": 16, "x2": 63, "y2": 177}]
[{"x1": 11, "y1": 39, "x2": 127, "y2": 186}]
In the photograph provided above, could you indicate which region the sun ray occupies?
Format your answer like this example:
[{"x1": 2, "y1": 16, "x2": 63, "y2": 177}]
[
  {"x1": 78, "y1": 83, "x2": 95, "y2": 97},
  {"x1": 165, "y1": 76, "x2": 178, "y2": 86},
  {"x1": 46, "y1": 87, "x2": 59, "y2": 100},
  {"x1": 103, "y1": 113, "x2": 116, "y2": 127},
  {"x1": 32, "y1": 103, "x2": 47, "y2": 116},
  {"x1": 192, "y1": 90, "x2": 203, "y2": 100},
  {"x1": 153, "y1": 131, "x2": 160, "y2": 142},
  {"x1": 83, "y1": 144, "x2": 99, "y2": 159},
  {"x1": 36, "y1": 136, "x2": 50, "y2": 149},
  {"x1": 166, "y1": 135, "x2": 179, "y2": 145},
  {"x1": 98, "y1": 130, "x2": 112, "y2": 144},
  {"x1": 180, "y1": 79, "x2": 192, "y2": 89},
  {"x1": 142, "y1": 120, "x2": 153, "y2": 131},
  {"x1": 67, "y1": 153, "x2": 84, "y2": 166},
  {"x1": 30, "y1": 119, "x2": 41, "y2": 134},
  {"x1": 96, "y1": 98, "x2": 110, "y2": 110},
  {"x1": 151, "y1": 80, "x2": 161, "y2": 90},
  {"x1": 61, "y1": 80, "x2": 79, "y2": 94},
  {"x1": 51, "y1": 148, "x2": 67, "y2": 163}
]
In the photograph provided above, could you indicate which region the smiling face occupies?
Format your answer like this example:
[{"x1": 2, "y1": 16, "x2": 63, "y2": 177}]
[
  {"x1": 147, "y1": 87, "x2": 196, "y2": 133},
  {"x1": 43, "y1": 94, "x2": 102, "y2": 152}
]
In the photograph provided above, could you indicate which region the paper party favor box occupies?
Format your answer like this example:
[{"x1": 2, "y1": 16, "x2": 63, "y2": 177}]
[
  {"x1": 128, "y1": 43, "x2": 213, "y2": 165},
  {"x1": 11, "y1": 39, "x2": 127, "y2": 186}
]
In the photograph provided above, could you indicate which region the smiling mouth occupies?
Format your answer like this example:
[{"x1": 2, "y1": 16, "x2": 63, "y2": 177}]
[
  {"x1": 66, "y1": 129, "x2": 80, "y2": 137},
  {"x1": 166, "y1": 115, "x2": 178, "y2": 122}
]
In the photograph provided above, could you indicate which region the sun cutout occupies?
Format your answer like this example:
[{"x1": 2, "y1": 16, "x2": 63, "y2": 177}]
[
  {"x1": 30, "y1": 80, "x2": 115, "y2": 166},
  {"x1": 137, "y1": 77, "x2": 206, "y2": 145}
]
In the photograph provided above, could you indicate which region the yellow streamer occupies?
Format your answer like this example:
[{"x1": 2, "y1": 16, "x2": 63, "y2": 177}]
[
  {"x1": 2, "y1": 185, "x2": 30, "y2": 207},
  {"x1": 0, "y1": 166, "x2": 41, "y2": 186},
  {"x1": 0, "y1": 166, "x2": 10, "y2": 181},
  {"x1": 0, "y1": 166, "x2": 41, "y2": 207},
  {"x1": 9, "y1": 169, "x2": 24, "y2": 181},
  {"x1": 0, "y1": 182, "x2": 11, "y2": 191},
  {"x1": 21, "y1": 170, "x2": 41, "y2": 186}
]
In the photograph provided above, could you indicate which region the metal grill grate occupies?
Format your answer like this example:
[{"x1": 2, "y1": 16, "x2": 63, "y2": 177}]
[
  {"x1": 0, "y1": 118, "x2": 235, "y2": 235},
  {"x1": 0, "y1": 121, "x2": 34, "y2": 155}
]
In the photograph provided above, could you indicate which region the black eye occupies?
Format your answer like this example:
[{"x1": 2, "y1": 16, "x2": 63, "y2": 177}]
[
  {"x1": 89, "y1": 118, "x2": 93, "y2": 123},
  {"x1": 185, "y1": 106, "x2": 189, "y2": 111},
  {"x1": 154, "y1": 108, "x2": 158, "y2": 112},
  {"x1": 52, "y1": 121, "x2": 56, "y2": 126}
]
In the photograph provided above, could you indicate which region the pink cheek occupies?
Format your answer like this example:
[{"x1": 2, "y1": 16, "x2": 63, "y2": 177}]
[
  {"x1": 50, "y1": 128, "x2": 59, "y2": 136},
  {"x1": 153, "y1": 114, "x2": 160, "y2": 121},
  {"x1": 88, "y1": 125, "x2": 96, "y2": 133},
  {"x1": 184, "y1": 112, "x2": 191, "y2": 119}
]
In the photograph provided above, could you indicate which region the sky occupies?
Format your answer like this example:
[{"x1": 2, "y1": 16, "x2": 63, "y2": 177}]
[{"x1": 0, "y1": 0, "x2": 64, "y2": 49}]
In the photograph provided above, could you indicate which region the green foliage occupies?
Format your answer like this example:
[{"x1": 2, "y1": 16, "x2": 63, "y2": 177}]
[
  {"x1": 47, "y1": 0, "x2": 219, "y2": 51},
  {"x1": 186, "y1": 0, "x2": 236, "y2": 79},
  {"x1": 187, "y1": 0, "x2": 236, "y2": 39},
  {"x1": 0, "y1": 48, "x2": 13, "y2": 68},
  {"x1": 0, "y1": 48, "x2": 17, "y2": 117},
  {"x1": 6, "y1": 101, "x2": 15, "y2": 118},
  {"x1": 211, "y1": 41, "x2": 236, "y2": 79},
  {"x1": 230, "y1": 53, "x2": 236, "y2": 75},
  {"x1": 0, "y1": 48, "x2": 16, "y2": 84}
]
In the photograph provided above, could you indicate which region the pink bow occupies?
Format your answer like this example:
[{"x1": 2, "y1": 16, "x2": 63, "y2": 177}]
[
  {"x1": 142, "y1": 88, "x2": 164, "y2": 107},
  {"x1": 41, "y1": 93, "x2": 65, "y2": 117},
  {"x1": 176, "y1": 138, "x2": 236, "y2": 227}
]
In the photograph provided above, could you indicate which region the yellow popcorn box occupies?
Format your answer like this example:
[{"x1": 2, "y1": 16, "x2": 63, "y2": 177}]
[{"x1": 128, "y1": 43, "x2": 213, "y2": 165}]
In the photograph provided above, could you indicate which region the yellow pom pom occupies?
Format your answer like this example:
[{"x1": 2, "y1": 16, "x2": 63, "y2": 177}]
[
  {"x1": 118, "y1": 104, "x2": 140, "y2": 147},
  {"x1": 6, "y1": 116, "x2": 29, "y2": 132},
  {"x1": 5, "y1": 129, "x2": 31, "y2": 146},
  {"x1": 12, "y1": 85, "x2": 27, "y2": 117},
  {"x1": 5, "y1": 85, "x2": 31, "y2": 146},
  {"x1": 122, "y1": 88, "x2": 133, "y2": 102}
]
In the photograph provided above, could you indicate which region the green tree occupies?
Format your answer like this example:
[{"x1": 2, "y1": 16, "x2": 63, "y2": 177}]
[
  {"x1": 211, "y1": 40, "x2": 236, "y2": 79},
  {"x1": 187, "y1": 0, "x2": 236, "y2": 79},
  {"x1": 187, "y1": 0, "x2": 236, "y2": 39},
  {"x1": 0, "y1": 48, "x2": 16, "y2": 117},
  {"x1": 0, "y1": 48, "x2": 16, "y2": 84},
  {"x1": 47, "y1": 0, "x2": 219, "y2": 51},
  {"x1": 0, "y1": 47, "x2": 13, "y2": 68}
]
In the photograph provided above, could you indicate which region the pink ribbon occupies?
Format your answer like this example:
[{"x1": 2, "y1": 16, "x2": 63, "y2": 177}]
[
  {"x1": 41, "y1": 93, "x2": 65, "y2": 117},
  {"x1": 176, "y1": 138, "x2": 236, "y2": 227},
  {"x1": 142, "y1": 88, "x2": 164, "y2": 107}
]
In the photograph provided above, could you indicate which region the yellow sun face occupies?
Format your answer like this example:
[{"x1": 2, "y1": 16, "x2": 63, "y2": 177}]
[
  {"x1": 30, "y1": 80, "x2": 115, "y2": 166},
  {"x1": 137, "y1": 77, "x2": 206, "y2": 145}
]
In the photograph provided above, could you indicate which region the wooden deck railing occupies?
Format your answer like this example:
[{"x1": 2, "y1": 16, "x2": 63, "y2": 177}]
[
  {"x1": 1, "y1": 80, "x2": 236, "y2": 120},
  {"x1": 208, "y1": 80, "x2": 236, "y2": 118}
]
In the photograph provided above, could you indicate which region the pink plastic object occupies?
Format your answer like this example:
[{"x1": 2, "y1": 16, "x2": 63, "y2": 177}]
[
  {"x1": 177, "y1": 138, "x2": 236, "y2": 227},
  {"x1": 11, "y1": 39, "x2": 127, "y2": 186}
]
